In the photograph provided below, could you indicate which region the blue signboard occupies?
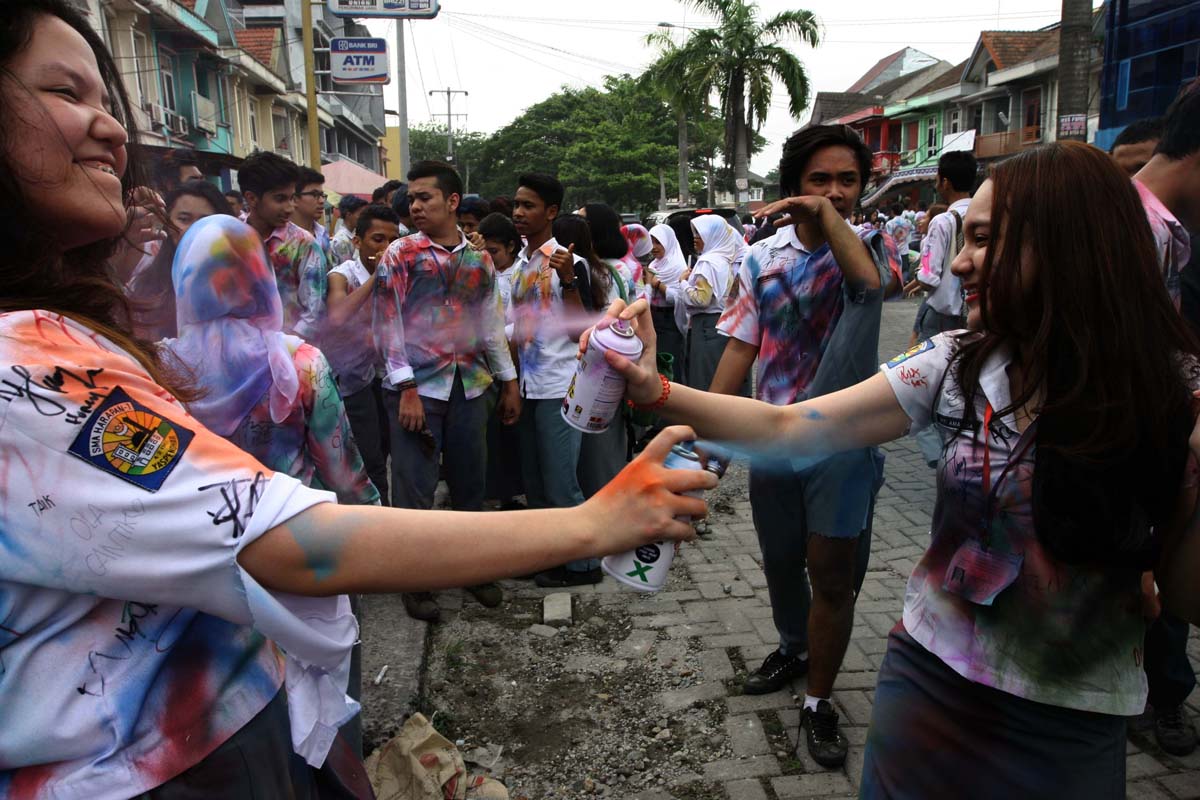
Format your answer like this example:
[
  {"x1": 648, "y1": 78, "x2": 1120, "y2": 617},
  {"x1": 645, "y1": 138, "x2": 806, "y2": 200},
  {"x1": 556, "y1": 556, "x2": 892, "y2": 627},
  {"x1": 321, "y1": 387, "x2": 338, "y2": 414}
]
[
  {"x1": 327, "y1": 0, "x2": 440, "y2": 19},
  {"x1": 330, "y1": 37, "x2": 390, "y2": 84}
]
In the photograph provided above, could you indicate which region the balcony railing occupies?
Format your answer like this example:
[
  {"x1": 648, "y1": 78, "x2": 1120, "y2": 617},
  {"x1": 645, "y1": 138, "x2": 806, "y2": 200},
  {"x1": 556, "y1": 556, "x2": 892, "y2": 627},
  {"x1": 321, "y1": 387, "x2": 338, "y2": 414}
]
[{"x1": 975, "y1": 127, "x2": 1042, "y2": 159}]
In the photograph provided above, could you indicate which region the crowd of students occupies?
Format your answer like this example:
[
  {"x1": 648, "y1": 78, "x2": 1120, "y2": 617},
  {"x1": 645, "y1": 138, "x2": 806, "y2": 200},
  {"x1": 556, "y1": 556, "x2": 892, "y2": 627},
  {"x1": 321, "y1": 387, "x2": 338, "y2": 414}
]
[{"x1": 3, "y1": 1, "x2": 1200, "y2": 797}]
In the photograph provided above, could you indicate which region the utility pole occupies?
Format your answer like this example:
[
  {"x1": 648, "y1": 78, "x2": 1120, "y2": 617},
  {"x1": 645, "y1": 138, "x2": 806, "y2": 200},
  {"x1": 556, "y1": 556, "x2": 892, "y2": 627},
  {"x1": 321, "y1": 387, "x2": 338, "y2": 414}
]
[
  {"x1": 300, "y1": 0, "x2": 322, "y2": 168},
  {"x1": 395, "y1": 19, "x2": 410, "y2": 176},
  {"x1": 428, "y1": 87, "x2": 468, "y2": 162},
  {"x1": 1056, "y1": 0, "x2": 1093, "y2": 141}
]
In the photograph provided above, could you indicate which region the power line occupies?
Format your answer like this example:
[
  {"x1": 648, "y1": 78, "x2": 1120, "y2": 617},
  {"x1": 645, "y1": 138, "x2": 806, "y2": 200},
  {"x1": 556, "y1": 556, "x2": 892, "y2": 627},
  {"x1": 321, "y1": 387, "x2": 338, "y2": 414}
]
[{"x1": 409, "y1": 19, "x2": 434, "y2": 119}]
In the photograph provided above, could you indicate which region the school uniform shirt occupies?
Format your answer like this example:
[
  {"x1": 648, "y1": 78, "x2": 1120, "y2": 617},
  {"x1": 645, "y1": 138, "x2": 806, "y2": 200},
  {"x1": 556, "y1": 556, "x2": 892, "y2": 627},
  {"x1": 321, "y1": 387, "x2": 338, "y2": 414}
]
[
  {"x1": 313, "y1": 221, "x2": 334, "y2": 271},
  {"x1": 718, "y1": 222, "x2": 898, "y2": 406},
  {"x1": 880, "y1": 332, "x2": 1200, "y2": 715},
  {"x1": 918, "y1": 198, "x2": 971, "y2": 317},
  {"x1": 495, "y1": 265, "x2": 516, "y2": 341},
  {"x1": 1135, "y1": 179, "x2": 1192, "y2": 310},
  {"x1": 264, "y1": 221, "x2": 327, "y2": 342},
  {"x1": 0, "y1": 310, "x2": 357, "y2": 798},
  {"x1": 373, "y1": 231, "x2": 516, "y2": 400},
  {"x1": 326, "y1": 258, "x2": 381, "y2": 398},
  {"x1": 329, "y1": 225, "x2": 356, "y2": 268},
  {"x1": 510, "y1": 238, "x2": 591, "y2": 400},
  {"x1": 226, "y1": 339, "x2": 379, "y2": 507}
]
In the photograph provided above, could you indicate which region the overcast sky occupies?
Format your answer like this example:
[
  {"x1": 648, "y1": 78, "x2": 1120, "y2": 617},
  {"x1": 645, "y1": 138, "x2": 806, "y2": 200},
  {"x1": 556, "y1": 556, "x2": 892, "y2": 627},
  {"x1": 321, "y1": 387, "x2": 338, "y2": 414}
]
[{"x1": 363, "y1": 0, "x2": 1090, "y2": 176}]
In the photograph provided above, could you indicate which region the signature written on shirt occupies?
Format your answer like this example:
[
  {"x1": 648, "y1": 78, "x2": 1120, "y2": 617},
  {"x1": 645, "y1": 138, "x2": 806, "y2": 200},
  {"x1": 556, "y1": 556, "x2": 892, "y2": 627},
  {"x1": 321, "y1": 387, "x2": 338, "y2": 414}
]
[
  {"x1": 0, "y1": 365, "x2": 107, "y2": 421},
  {"x1": 197, "y1": 471, "x2": 268, "y2": 539},
  {"x1": 77, "y1": 600, "x2": 186, "y2": 698}
]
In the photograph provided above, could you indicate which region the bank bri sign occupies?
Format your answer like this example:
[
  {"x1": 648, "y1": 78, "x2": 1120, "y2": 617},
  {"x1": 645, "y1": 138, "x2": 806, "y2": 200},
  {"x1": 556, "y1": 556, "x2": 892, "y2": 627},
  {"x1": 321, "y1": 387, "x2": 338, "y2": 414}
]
[
  {"x1": 330, "y1": 38, "x2": 389, "y2": 84},
  {"x1": 327, "y1": 0, "x2": 440, "y2": 18}
]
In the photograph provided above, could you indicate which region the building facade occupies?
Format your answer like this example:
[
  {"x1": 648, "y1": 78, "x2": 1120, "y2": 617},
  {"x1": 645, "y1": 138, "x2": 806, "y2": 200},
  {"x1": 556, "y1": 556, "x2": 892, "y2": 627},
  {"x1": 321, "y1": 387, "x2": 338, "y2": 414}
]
[{"x1": 79, "y1": 0, "x2": 386, "y2": 190}]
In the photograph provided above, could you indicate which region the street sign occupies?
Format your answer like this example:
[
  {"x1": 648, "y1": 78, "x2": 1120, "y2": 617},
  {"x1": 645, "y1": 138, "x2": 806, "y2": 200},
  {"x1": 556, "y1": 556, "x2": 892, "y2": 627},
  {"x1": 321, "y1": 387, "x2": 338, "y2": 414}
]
[
  {"x1": 1057, "y1": 113, "x2": 1087, "y2": 139},
  {"x1": 735, "y1": 178, "x2": 749, "y2": 191},
  {"x1": 331, "y1": 37, "x2": 390, "y2": 84},
  {"x1": 327, "y1": 0, "x2": 440, "y2": 18}
]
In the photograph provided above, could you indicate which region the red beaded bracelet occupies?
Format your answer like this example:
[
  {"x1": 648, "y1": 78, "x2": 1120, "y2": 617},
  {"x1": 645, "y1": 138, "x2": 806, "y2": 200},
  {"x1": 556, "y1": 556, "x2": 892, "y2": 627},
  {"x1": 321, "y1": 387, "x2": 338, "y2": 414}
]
[{"x1": 628, "y1": 374, "x2": 670, "y2": 412}]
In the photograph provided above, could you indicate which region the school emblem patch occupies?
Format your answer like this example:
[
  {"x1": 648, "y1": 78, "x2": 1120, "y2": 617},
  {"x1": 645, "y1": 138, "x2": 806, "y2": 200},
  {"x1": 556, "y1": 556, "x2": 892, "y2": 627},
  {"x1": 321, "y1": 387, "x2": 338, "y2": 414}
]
[
  {"x1": 67, "y1": 386, "x2": 193, "y2": 491},
  {"x1": 885, "y1": 339, "x2": 934, "y2": 369}
]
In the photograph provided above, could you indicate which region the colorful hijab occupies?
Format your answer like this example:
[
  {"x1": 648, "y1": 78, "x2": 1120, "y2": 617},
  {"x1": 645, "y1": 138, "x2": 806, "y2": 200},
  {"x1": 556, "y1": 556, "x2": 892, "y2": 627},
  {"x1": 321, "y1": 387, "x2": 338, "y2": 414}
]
[
  {"x1": 622, "y1": 223, "x2": 653, "y2": 261},
  {"x1": 165, "y1": 215, "x2": 302, "y2": 436}
]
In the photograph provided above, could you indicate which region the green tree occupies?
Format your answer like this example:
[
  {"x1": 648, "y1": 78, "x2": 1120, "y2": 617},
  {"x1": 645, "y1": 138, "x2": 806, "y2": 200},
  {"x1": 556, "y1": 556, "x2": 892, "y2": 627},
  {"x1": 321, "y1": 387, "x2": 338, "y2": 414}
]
[
  {"x1": 472, "y1": 75, "x2": 679, "y2": 214},
  {"x1": 408, "y1": 123, "x2": 489, "y2": 192},
  {"x1": 645, "y1": 0, "x2": 820, "y2": 212}
]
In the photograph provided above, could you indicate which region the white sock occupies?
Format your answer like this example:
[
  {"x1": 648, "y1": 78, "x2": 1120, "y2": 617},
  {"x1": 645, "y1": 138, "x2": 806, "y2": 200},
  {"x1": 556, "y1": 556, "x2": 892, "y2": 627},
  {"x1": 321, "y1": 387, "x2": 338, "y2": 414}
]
[{"x1": 804, "y1": 694, "x2": 829, "y2": 712}]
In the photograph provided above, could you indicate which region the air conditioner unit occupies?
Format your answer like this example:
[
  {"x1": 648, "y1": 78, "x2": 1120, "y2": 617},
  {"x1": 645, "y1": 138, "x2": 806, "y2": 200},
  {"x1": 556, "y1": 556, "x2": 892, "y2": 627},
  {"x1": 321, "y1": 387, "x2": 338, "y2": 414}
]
[
  {"x1": 167, "y1": 110, "x2": 189, "y2": 137},
  {"x1": 145, "y1": 102, "x2": 165, "y2": 128}
]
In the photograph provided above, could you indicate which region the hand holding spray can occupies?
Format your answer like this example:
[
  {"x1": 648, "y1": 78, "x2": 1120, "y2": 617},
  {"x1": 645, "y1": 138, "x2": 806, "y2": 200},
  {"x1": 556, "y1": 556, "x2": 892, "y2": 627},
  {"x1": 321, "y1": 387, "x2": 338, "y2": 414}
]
[
  {"x1": 561, "y1": 318, "x2": 644, "y2": 433},
  {"x1": 601, "y1": 441, "x2": 729, "y2": 592}
]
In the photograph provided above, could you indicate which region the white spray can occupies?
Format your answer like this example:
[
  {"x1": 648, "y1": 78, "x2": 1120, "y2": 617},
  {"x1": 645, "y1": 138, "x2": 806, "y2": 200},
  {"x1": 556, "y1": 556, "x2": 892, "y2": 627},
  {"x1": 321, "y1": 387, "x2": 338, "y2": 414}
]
[{"x1": 561, "y1": 317, "x2": 644, "y2": 433}]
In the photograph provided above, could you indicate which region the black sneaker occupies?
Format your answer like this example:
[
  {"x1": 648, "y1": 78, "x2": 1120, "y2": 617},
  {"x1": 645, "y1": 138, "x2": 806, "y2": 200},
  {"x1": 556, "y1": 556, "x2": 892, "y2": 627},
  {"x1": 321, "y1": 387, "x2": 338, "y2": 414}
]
[
  {"x1": 466, "y1": 582, "x2": 503, "y2": 608},
  {"x1": 1155, "y1": 704, "x2": 1198, "y2": 756},
  {"x1": 534, "y1": 566, "x2": 603, "y2": 588},
  {"x1": 800, "y1": 699, "x2": 848, "y2": 768},
  {"x1": 401, "y1": 592, "x2": 440, "y2": 623},
  {"x1": 743, "y1": 649, "x2": 808, "y2": 695}
]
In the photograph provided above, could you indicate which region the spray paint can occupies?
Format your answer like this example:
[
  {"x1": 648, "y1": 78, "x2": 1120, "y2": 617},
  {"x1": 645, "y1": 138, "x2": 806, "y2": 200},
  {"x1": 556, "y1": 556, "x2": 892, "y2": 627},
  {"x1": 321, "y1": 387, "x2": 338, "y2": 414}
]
[
  {"x1": 561, "y1": 318, "x2": 644, "y2": 434},
  {"x1": 601, "y1": 442, "x2": 727, "y2": 592}
]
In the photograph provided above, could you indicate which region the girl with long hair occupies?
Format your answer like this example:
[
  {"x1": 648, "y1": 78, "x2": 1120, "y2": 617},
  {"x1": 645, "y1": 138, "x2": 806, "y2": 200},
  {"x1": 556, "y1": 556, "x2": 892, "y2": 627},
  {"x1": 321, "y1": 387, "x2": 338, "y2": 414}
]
[
  {"x1": 584, "y1": 202, "x2": 638, "y2": 299},
  {"x1": 0, "y1": 3, "x2": 711, "y2": 794},
  {"x1": 592, "y1": 141, "x2": 1200, "y2": 798}
]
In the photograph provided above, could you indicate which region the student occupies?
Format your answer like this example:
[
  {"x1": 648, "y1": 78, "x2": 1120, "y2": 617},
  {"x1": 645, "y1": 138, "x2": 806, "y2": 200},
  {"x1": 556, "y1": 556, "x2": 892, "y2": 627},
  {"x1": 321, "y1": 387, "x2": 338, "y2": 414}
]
[
  {"x1": 510, "y1": 172, "x2": 598, "y2": 588},
  {"x1": 1111, "y1": 116, "x2": 1164, "y2": 176},
  {"x1": 373, "y1": 161, "x2": 521, "y2": 620},
  {"x1": 585, "y1": 202, "x2": 638, "y2": 297},
  {"x1": 1134, "y1": 80, "x2": 1199, "y2": 309},
  {"x1": 912, "y1": 151, "x2": 975, "y2": 340},
  {"x1": 390, "y1": 185, "x2": 415, "y2": 234},
  {"x1": 643, "y1": 223, "x2": 689, "y2": 383},
  {"x1": 457, "y1": 195, "x2": 490, "y2": 235},
  {"x1": 1130, "y1": 85, "x2": 1200, "y2": 757},
  {"x1": 477, "y1": 211, "x2": 525, "y2": 509},
  {"x1": 673, "y1": 214, "x2": 743, "y2": 392},
  {"x1": 331, "y1": 195, "x2": 369, "y2": 266},
  {"x1": 239, "y1": 151, "x2": 327, "y2": 341},
  {"x1": 554, "y1": 214, "x2": 628, "y2": 501},
  {"x1": 884, "y1": 201, "x2": 914, "y2": 257},
  {"x1": 0, "y1": 4, "x2": 712, "y2": 793},
  {"x1": 595, "y1": 140, "x2": 1200, "y2": 798},
  {"x1": 293, "y1": 166, "x2": 332, "y2": 269},
  {"x1": 154, "y1": 147, "x2": 202, "y2": 193},
  {"x1": 127, "y1": 178, "x2": 230, "y2": 341},
  {"x1": 325, "y1": 204, "x2": 402, "y2": 507},
  {"x1": 225, "y1": 189, "x2": 246, "y2": 217},
  {"x1": 711, "y1": 124, "x2": 897, "y2": 767}
]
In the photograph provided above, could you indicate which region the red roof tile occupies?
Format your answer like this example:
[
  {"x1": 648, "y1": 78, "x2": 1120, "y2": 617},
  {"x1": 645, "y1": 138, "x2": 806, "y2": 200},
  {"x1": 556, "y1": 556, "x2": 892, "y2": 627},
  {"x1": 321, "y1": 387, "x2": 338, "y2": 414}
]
[
  {"x1": 979, "y1": 30, "x2": 1055, "y2": 71},
  {"x1": 236, "y1": 27, "x2": 279, "y2": 70},
  {"x1": 847, "y1": 48, "x2": 907, "y2": 93}
]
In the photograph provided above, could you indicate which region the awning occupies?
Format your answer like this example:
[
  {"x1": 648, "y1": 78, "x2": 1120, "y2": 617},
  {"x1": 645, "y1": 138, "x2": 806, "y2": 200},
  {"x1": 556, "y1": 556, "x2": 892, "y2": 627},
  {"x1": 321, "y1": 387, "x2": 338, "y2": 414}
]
[
  {"x1": 322, "y1": 158, "x2": 388, "y2": 201},
  {"x1": 862, "y1": 166, "x2": 939, "y2": 207}
]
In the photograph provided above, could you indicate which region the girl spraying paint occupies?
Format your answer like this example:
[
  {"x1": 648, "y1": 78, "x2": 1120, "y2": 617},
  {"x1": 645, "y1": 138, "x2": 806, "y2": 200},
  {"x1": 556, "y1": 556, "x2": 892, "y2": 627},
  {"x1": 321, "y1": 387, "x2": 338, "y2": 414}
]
[
  {"x1": 590, "y1": 141, "x2": 1200, "y2": 799},
  {"x1": 0, "y1": 2, "x2": 714, "y2": 795}
]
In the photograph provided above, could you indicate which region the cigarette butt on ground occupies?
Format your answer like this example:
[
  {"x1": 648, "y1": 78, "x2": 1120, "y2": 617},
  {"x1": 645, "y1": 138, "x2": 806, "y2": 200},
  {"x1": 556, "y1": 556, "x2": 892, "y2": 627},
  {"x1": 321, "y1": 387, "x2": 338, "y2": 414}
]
[{"x1": 373, "y1": 665, "x2": 389, "y2": 685}]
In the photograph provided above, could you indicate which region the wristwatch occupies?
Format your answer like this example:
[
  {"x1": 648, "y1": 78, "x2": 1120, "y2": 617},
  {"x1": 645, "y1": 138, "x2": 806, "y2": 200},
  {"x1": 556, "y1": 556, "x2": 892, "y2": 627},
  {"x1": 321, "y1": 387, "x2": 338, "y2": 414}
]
[{"x1": 560, "y1": 276, "x2": 578, "y2": 292}]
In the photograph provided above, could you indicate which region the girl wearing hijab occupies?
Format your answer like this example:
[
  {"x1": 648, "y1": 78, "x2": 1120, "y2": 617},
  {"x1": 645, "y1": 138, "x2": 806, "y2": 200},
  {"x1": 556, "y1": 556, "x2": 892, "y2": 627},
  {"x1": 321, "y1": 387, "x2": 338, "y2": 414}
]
[
  {"x1": 671, "y1": 214, "x2": 746, "y2": 391},
  {"x1": 644, "y1": 223, "x2": 689, "y2": 384},
  {"x1": 165, "y1": 215, "x2": 379, "y2": 507},
  {"x1": 622, "y1": 222, "x2": 654, "y2": 269}
]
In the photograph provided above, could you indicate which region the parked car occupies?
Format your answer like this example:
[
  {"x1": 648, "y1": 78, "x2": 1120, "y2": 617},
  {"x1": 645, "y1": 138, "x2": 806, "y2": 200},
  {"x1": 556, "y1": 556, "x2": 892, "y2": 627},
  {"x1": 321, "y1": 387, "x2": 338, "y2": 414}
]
[{"x1": 644, "y1": 207, "x2": 745, "y2": 259}]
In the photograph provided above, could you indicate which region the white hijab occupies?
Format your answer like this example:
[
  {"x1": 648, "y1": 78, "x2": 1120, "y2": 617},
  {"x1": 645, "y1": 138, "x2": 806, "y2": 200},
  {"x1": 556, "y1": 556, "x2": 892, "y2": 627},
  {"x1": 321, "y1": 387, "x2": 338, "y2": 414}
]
[{"x1": 646, "y1": 223, "x2": 688, "y2": 290}]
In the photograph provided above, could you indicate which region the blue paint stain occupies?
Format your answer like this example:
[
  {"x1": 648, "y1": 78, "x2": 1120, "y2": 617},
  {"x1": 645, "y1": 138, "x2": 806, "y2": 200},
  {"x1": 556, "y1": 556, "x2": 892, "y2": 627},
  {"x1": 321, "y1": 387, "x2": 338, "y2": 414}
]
[{"x1": 289, "y1": 519, "x2": 344, "y2": 583}]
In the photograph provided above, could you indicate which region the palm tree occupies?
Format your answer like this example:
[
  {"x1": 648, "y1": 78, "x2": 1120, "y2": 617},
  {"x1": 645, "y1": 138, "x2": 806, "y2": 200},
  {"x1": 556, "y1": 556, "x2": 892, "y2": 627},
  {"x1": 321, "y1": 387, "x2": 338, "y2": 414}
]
[
  {"x1": 641, "y1": 47, "x2": 708, "y2": 207},
  {"x1": 645, "y1": 0, "x2": 820, "y2": 212}
]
